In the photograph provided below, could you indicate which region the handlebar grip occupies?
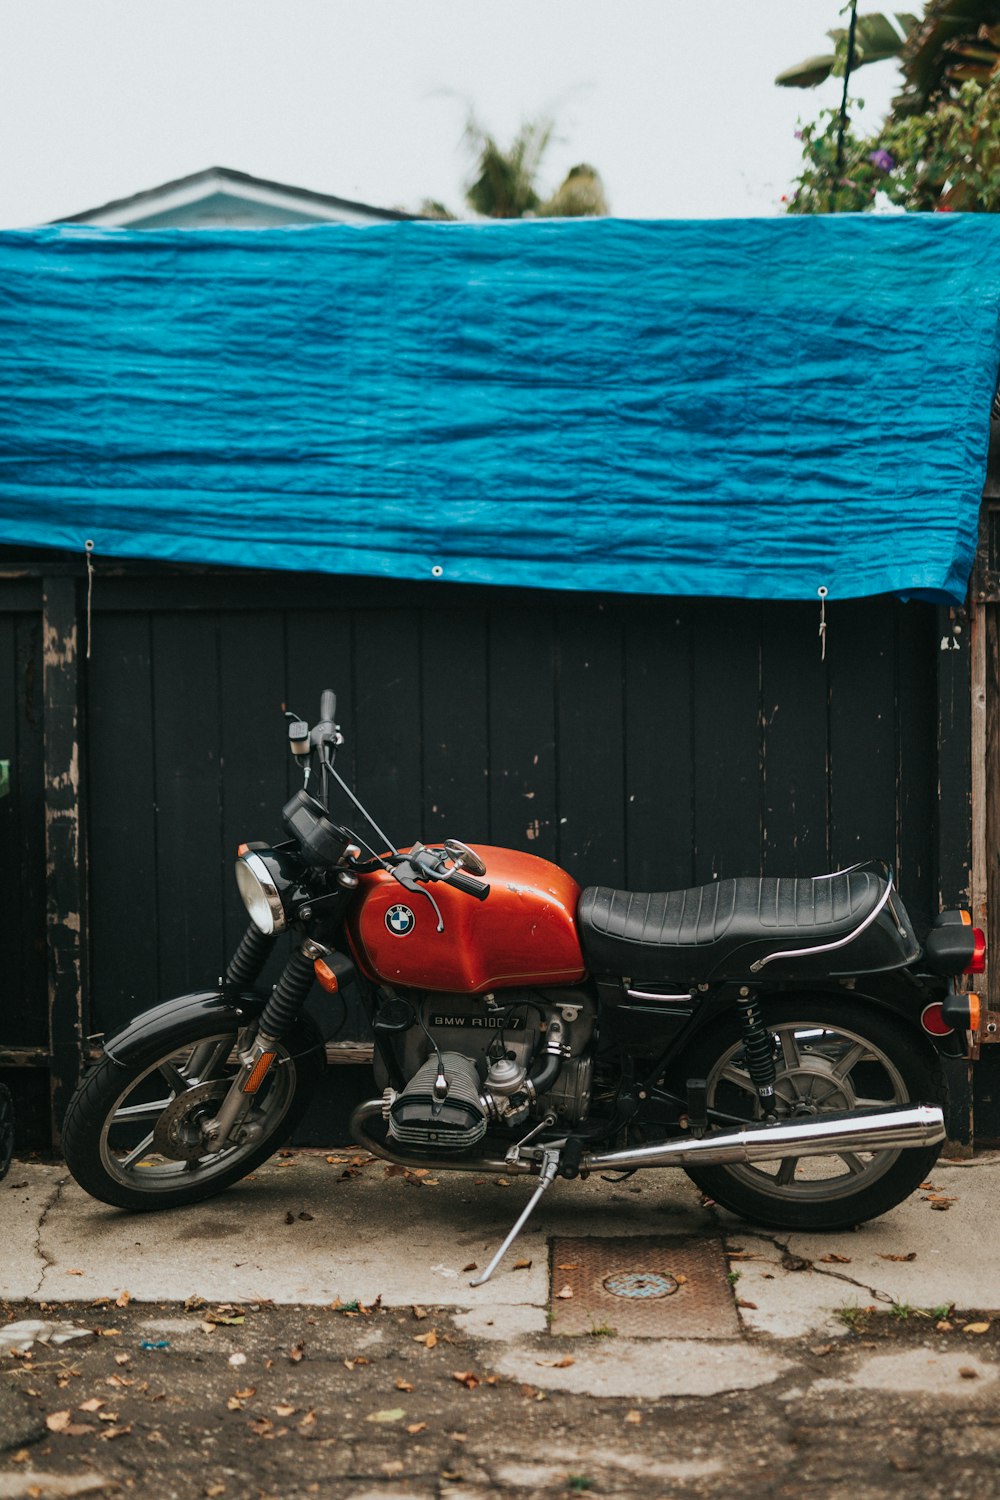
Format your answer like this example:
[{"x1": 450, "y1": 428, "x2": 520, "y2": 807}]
[
  {"x1": 448, "y1": 870, "x2": 490, "y2": 901},
  {"x1": 319, "y1": 689, "x2": 337, "y2": 723}
]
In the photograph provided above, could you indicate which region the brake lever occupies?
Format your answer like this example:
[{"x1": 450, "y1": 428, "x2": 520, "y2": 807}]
[{"x1": 390, "y1": 855, "x2": 445, "y2": 933}]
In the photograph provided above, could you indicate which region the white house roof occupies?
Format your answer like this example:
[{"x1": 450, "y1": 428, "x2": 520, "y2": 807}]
[{"x1": 54, "y1": 165, "x2": 418, "y2": 228}]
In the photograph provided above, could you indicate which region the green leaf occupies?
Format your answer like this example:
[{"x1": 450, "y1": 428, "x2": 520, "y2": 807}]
[{"x1": 775, "y1": 53, "x2": 837, "y2": 88}]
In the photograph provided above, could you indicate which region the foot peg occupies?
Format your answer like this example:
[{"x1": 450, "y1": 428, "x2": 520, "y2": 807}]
[{"x1": 469, "y1": 1148, "x2": 560, "y2": 1287}]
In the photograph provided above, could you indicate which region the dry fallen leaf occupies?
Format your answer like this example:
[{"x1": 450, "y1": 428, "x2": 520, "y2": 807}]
[
  {"x1": 297, "y1": 1410, "x2": 316, "y2": 1431},
  {"x1": 556, "y1": 1263, "x2": 581, "y2": 1271},
  {"x1": 406, "y1": 1422, "x2": 427, "y2": 1435},
  {"x1": 513, "y1": 1259, "x2": 532, "y2": 1271},
  {"x1": 79, "y1": 1398, "x2": 104, "y2": 1413},
  {"x1": 205, "y1": 1486, "x2": 226, "y2": 1498},
  {"x1": 737, "y1": 1298, "x2": 758, "y2": 1310},
  {"x1": 555, "y1": 1285, "x2": 574, "y2": 1300},
  {"x1": 366, "y1": 1408, "x2": 406, "y2": 1424},
  {"x1": 114, "y1": 1353, "x2": 130, "y2": 1366},
  {"x1": 46, "y1": 1411, "x2": 71, "y2": 1432},
  {"x1": 535, "y1": 1357, "x2": 575, "y2": 1368},
  {"x1": 414, "y1": 1330, "x2": 438, "y2": 1348},
  {"x1": 289, "y1": 1342, "x2": 305, "y2": 1363},
  {"x1": 937, "y1": 1320, "x2": 953, "y2": 1332},
  {"x1": 674, "y1": 1273, "x2": 688, "y2": 1285},
  {"x1": 226, "y1": 1398, "x2": 244, "y2": 1412},
  {"x1": 382, "y1": 1461, "x2": 405, "y2": 1477},
  {"x1": 274, "y1": 1403, "x2": 298, "y2": 1418},
  {"x1": 234, "y1": 1387, "x2": 256, "y2": 1399},
  {"x1": 66, "y1": 1269, "x2": 84, "y2": 1277},
  {"x1": 115, "y1": 1290, "x2": 131, "y2": 1308},
  {"x1": 411, "y1": 1305, "x2": 428, "y2": 1321},
  {"x1": 624, "y1": 1410, "x2": 642, "y2": 1425},
  {"x1": 810, "y1": 1344, "x2": 835, "y2": 1357},
  {"x1": 451, "y1": 1371, "x2": 479, "y2": 1390},
  {"x1": 879, "y1": 1252, "x2": 917, "y2": 1262},
  {"x1": 819, "y1": 1254, "x2": 852, "y2": 1264},
  {"x1": 99, "y1": 1424, "x2": 131, "y2": 1441},
  {"x1": 462, "y1": 1262, "x2": 478, "y2": 1274},
  {"x1": 396, "y1": 1379, "x2": 414, "y2": 1392},
  {"x1": 960, "y1": 1366, "x2": 980, "y2": 1379},
  {"x1": 964, "y1": 1322, "x2": 991, "y2": 1335}
]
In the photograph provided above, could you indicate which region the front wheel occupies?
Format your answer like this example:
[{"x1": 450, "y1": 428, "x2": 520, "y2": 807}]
[
  {"x1": 62, "y1": 1015, "x2": 325, "y2": 1211},
  {"x1": 677, "y1": 999, "x2": 944, "y2": 1231}
]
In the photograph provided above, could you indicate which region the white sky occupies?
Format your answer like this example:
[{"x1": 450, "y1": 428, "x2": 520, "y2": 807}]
[{"x1": 0, "y1": 1, "x2": 904, "y2": 227}]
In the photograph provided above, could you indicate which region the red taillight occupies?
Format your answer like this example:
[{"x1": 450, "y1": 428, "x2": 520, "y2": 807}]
[
  {"x1": 966, "y1": 929, "x2": 987, "y2": 974},
  {"x1": 921, "y1": 1002, "x2": 953, "y2": 1036}
]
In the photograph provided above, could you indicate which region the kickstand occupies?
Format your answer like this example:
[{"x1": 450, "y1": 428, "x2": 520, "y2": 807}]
[{"x1": 469, "y1": 1148, "x2": 561, "y2": 1288}]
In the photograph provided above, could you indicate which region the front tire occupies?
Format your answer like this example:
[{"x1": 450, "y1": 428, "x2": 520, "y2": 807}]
[
  {"x1": 62, "y1": 1015, "x2": 325, "y2": 1211},
  {"x1": 677, "y1": 998, "x2": 944, "y2": 1231}
]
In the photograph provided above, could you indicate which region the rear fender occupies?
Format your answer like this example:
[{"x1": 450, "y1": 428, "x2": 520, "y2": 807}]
[{"x1": 103, "y1": 989, "x2": 273, "y2": 1070}]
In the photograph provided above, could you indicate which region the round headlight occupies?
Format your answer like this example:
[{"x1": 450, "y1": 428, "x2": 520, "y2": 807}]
[{"x1": 235, "y1": 851, "x2": 287, "y2": 935}]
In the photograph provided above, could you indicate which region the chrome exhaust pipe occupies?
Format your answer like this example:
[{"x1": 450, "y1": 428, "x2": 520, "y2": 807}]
[{"x1": 584, "y1": 1104, "x2": 945, "y2": 1173}]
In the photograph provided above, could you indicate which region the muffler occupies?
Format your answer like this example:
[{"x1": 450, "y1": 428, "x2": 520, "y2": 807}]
[{"x1": 584, "y1": 1104, "x2": 945, "y2": 1172}]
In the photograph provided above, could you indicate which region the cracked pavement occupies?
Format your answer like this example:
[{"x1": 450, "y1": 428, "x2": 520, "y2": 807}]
[{"x1": 3, "y1": 1151, "x2": 1000, "y2": 1497}]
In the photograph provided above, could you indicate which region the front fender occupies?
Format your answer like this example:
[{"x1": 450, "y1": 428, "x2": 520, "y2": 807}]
[{"x1": 103, "y1": 989, "x2": 271, "y2": 1069}]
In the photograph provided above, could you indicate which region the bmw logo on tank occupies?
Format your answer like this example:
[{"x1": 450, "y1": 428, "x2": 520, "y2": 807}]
[{"x1": 385, "y1": 904, "x2": 415, "y2": 936}]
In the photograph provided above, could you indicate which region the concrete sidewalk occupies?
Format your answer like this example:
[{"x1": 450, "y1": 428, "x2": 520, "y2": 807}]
[{"x1": 5, "y1": 1148, "x2": 1000, "y2": 1400}]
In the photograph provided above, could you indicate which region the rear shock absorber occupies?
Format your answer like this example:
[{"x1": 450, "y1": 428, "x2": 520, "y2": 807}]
[{"x1": 736, "y1": 987, "x2": 777, "y2": 1112}]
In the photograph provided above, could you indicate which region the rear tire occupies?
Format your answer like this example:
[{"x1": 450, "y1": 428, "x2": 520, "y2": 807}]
[
  {"x1": 677, "y1": 999, "x2": 944, "y2": 1231},
  {"x1": 63, "y1": 1015, "x2": 325, "y2": 1211}
]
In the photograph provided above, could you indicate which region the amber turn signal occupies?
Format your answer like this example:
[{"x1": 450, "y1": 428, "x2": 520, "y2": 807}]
[{"x1": 313, "y1": 958, "x2": 339, "y2": 993}]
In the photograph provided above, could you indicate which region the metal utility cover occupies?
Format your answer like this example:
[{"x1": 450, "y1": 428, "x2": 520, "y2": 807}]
[{"x1": 549, "y1": 1236, "x2": 740, "y2": 1339}]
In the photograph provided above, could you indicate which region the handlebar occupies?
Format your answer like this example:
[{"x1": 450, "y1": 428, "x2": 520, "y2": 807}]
[
  {"x1": 404, "y1": 846, "x2": 490, "y2": 902},
  {"x1": 445, "y1": 868, "x2": 491, "y2": 901}
]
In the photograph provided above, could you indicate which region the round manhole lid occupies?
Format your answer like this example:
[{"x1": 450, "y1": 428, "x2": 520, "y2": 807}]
[{"x1": 602, "y1": 1271, "x2": 678, "y2": 1300}]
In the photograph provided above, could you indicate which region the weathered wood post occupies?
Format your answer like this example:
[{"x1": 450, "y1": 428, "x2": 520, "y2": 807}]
[{"x1": 42, "y1": 573, "x2": 88, "y2": 1142}]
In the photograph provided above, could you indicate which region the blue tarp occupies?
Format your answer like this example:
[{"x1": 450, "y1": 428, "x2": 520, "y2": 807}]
[{"x1": 1, "y1": 215, "x2": 1000, "y2": 603}]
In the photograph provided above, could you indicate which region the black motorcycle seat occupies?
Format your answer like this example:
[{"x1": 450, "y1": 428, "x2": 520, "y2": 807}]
[{"x1": 577, "y1": 871, "x2": 887, "y2": 984}]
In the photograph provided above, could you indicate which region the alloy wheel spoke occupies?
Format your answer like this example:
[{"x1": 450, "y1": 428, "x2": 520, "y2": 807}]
[
  {"x1": 778, "y1": 1030, "x2": 802, "y2": 1072},
  {"x1": 832, "y1": 1042, "x2": 870, "y2": 1080},
  {"x1": 839, "y1": 1152, "x2": 868, "y2": 1176},
  {"x1": 186, "y1": 1039, "x2": 231, "y2": 1083},
  {"x1": 158, "y1": 1062, "x2": 191, "y2": 1096},
  {"x1": 113, "y1": 1098, "x2": 171, "y2": 1125},
  {"x1": 775, "y1": 1156, "x2": 798, "y2": 1185},
  {"x1": 118, "y1": 1133, "x2": 156, "y2": 1170},
  {"x1": 720, "y1": 1064, "x2": 756, "y2": 1096}
]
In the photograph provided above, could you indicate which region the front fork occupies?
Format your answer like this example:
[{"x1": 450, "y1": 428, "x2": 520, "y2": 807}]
[{"x1": 202, "y1": 927, "x2": 327, "y2": 1151}]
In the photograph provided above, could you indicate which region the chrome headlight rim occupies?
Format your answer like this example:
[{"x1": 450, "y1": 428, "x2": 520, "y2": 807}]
[{"x1": 235, "y1": 850, "x2": 288, "y2": 935}]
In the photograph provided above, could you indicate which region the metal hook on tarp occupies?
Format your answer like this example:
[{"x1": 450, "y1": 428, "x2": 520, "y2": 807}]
[
  {"x1": 84, "y1": 540, "x2": 95, "y2": 659},
  {"x1": 817, "y1": 585, "x2": 828, "y2": 663}
]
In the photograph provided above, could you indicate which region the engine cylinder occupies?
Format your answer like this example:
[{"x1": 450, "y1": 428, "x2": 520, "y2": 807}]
[{"x1": 387, "y1": 1052, "x2": 488, "y2": 1151}]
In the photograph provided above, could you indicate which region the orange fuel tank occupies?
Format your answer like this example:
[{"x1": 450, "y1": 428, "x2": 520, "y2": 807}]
[{"x1": 346, "y1": 845, "x2": 586, "y2": 993}]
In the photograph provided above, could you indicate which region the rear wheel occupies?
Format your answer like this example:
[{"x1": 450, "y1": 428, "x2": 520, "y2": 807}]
[
  {"x1": 62, "y1": 1016, "x2": 324, "y2": 1211},
  {"x1": 678, "y1": 999, "x2": 944, "y2": 1231}
]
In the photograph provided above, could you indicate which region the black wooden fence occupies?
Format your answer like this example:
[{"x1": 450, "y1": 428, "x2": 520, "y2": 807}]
[{"x1": 0, "y1": 552, "x2": 973, "y2": 1145}]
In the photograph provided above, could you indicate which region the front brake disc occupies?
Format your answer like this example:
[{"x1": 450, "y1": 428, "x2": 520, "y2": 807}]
[{"x1": 151, "y1": 1079, "x2": 231, "y2": 1161}]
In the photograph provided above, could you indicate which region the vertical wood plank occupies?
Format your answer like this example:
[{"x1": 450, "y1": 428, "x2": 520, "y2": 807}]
[
  {"x1": 219, "y1": 613, "x2": 289, "y2": 959},
  {"x1": 895, "y1": 603, "x2": 938, "y2": 932},
  {"x1": 151, "y1": 613, "x2": 225, "y2": 997},
  {"x1": 555, "y1": 600, "x2": 625, "y2": 887},
  {"x1": 351, "y1": 607, "x2": 423, "y2": 854},
  {"x1": 828, "y1": 600, "x2": 898, "y2": 875},
  {"x1": 86, "y1": 612, "x2": 158, "y2": 1036},
  {"x1": 691, "y1": 600, "x2": 762, "y2": 884},
  {"x1": 420, "y1": 607, "x2": 490, "y2": 845},
  {"x1": 760, "y1": 603, "x2": 830, "y2": 878},
  {"x1": 487, "y1": 604, "x2": 558, "y2": 860},
  {"x1": 42, "y1": 576, "x2": 87, "y2": 1138},
  {"x1": 623, "y1": 601, "x2": 694, "y2": 890}
]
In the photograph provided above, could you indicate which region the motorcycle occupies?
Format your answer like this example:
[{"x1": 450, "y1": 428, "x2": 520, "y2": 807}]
[{"x1": 63, "y1": 689, "x2": 984, "y2": 1283}]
